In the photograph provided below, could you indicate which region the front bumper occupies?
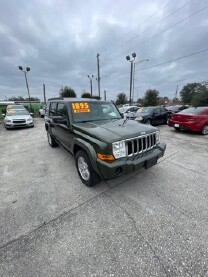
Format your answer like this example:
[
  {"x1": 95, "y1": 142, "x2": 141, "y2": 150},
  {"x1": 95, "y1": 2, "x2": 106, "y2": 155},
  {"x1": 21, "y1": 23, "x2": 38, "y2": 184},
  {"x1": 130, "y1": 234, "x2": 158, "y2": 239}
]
[
  {"x1": 5, "y1": 122, "x2": 34, "y2": 129},
  {"x1": 97, "y1": 142, "x2": 166, "y2": 180}
]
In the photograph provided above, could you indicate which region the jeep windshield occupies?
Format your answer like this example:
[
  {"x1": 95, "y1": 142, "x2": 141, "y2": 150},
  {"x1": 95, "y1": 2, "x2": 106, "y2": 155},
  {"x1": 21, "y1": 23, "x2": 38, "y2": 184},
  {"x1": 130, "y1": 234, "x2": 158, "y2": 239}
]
[{"x1": 71, "y1": 102, "x2": 121, "y2": 123}]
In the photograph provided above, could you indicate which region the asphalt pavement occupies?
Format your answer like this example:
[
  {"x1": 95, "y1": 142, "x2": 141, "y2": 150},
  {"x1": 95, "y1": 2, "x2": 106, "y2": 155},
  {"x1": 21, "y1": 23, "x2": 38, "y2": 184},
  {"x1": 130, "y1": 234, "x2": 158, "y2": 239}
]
[{"x1": 0, "y1": 119, "x2": 208, "y2": 277}]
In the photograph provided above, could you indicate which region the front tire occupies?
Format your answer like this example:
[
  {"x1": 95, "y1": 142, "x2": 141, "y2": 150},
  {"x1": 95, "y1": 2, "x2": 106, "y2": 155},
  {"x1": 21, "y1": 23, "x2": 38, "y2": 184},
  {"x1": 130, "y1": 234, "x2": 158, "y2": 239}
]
[
  {"x1": 145, "y1": 119, "x2": 152, "y2": 125},
  {"x1": 47, "y1": 131, "x2": 58, "y2": 147},
  {"x1": 174, "y1": 127, "x2": 180, "y2": 131},
  {"x1": 201, "y1": 125, "x2": 208, "y2": 135},
  {"x1": 75, "y1": 150, "x2": 100, "y2": 187}
]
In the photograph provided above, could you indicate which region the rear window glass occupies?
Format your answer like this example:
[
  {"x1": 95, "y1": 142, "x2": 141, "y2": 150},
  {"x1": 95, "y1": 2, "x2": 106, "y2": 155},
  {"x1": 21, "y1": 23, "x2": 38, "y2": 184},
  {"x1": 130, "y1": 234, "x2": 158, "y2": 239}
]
[{"x1": 179, "y1": 107, "x2": 205, "y2": 114}]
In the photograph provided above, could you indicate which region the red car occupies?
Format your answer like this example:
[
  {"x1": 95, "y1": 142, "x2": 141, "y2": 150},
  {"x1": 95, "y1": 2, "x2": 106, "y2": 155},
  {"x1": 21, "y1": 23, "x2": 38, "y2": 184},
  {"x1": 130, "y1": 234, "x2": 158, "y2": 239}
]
[{"x1": 168, "y1": 107, "x2": 208, "y2": 135}]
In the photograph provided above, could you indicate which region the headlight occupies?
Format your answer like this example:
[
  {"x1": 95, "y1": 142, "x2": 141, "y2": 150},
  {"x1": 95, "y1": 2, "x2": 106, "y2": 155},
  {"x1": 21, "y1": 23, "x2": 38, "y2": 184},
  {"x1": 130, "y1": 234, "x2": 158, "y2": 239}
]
[
  {"x1": 5, "y1": 119, "x2": 12, "y2": 123},
  {"x1": 156, "y1": 131, "x2": 160, "y2": 144},
  {"x1": 112, "y1": 140, "x2": 126, "y2": 159},
  {"x1": 27, "y1": 118, "x2": 33, "y2": 122},
  {"x1": 135, "y1": 116, "x2": 143, "y2": 121}
]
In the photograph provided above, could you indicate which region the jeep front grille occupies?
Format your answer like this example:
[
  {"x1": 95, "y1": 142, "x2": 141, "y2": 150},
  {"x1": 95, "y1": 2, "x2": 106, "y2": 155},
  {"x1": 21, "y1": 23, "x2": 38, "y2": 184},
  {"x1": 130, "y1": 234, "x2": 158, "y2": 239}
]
[{"x1": 126, "y1": 132, "x2": 157, "y2": 156}]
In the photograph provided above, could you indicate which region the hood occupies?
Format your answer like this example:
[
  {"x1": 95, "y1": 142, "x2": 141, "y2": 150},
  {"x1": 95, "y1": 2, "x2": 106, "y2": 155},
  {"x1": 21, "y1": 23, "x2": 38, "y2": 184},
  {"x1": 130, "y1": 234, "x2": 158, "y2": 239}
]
[
  {"x1": 73, "y1": 119, "x2": 157, "y2": 143},
  {"x1": 6, "y1": 115, "x2": 32, "y2": 120}
]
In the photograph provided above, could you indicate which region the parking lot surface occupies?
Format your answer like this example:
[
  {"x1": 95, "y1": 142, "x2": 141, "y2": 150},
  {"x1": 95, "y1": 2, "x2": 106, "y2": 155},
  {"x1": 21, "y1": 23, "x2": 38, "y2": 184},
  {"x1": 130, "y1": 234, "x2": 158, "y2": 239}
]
[{"x1": 0, "y1": 119, "x2": 208, "y2": 277}]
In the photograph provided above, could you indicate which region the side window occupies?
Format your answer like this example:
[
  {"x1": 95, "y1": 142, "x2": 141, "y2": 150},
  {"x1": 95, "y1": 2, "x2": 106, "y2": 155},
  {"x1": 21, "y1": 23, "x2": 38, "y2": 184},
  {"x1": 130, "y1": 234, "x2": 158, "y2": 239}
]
[
  {"x1": 49, "y1": 102, "x2": 57, "y2": 116},
  {"x1": 160, "y1": 107, "x2": 167, "y2": 113},
  {"x1": 57, "y1": 103, "x2": 68, "y2": 118},
  {"x1": 154, "y1": 108, "x2": 160, "y2": 114},
  {"x1": 133, "y1": 107, "x2": 139, "y2": 112}
]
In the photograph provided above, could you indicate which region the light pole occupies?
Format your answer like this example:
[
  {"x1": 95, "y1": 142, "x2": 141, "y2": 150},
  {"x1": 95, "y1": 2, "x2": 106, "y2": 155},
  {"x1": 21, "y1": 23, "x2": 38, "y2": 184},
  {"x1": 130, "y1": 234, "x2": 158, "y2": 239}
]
[
  {"x1": 18, "y1": 66, "x2": 32, "y2": 112},
  {"x1": 87, "y1": 75, "x2": 94, "y2": 98},
  {"x1": 126, "y1": 53, "x2": 136, "y2": 105}
]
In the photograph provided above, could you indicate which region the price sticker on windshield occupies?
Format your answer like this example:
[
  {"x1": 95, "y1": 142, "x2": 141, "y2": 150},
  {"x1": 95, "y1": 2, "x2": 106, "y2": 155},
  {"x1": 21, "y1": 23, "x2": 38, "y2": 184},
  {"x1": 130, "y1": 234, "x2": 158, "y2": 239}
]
[{"x1": 72, "y1": 102, "x2": 90, "y2": 113}]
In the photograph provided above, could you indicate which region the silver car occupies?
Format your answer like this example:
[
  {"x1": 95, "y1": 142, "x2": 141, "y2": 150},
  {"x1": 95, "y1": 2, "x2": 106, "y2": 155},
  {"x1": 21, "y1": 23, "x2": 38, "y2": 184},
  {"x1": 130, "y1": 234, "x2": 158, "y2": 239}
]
[{"x1": 3, "y1": 109, "x2": 34, "y2": 129}]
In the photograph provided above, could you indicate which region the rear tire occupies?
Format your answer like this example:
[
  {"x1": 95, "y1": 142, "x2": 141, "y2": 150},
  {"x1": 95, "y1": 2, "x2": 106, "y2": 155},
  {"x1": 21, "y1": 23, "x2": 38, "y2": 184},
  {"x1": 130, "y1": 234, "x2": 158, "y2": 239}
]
[
  {"x1": 47, "y1": 131, "x2": 58, "y2": 147},
  {"x1": 75, "y1": 150, "x2": 100, "y2": 187},
  {"x1": 201, "y1": 125, "x2": 208, "y2": 135}
]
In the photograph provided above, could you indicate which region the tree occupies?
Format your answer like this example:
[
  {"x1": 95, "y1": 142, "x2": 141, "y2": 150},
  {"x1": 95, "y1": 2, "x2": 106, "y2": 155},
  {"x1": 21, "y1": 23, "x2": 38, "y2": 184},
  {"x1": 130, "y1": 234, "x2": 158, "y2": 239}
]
[
  {"x1": 143, "y1": 89, "x2": 160, "y2": 106},
  {"x1": 136, "y1": 98, "x2": 144, "y2": 106},
  {"x1": 92, "y1": 96, "x2": 101, "y2": 100},
  {"x1": 115, "y1": 92, "x2": 128, "y2": 105},
  {"x1": 159, "y1": 96, "x2": 170, "y2": 105},
  {"x1": 59, "y1": 86, "x2": 76, "y2": 98},
  {"x1": 180, "y1": 83, "x2": 201, "y2": 104},
  {"x1": 81, "y1": 92, "x2": 91, "y2": 98},
  {"x1": 191, "y1": 86, "x2": 208, "y2": 106},
  {"x1": 8, "y1": 96, "x2": 25, "y2": 101}
]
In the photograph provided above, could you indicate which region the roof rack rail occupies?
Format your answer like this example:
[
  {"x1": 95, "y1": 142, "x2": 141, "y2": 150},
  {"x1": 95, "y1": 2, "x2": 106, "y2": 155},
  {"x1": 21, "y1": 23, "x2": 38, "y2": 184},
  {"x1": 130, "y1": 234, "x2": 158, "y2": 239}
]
[{"x1": 47, "y1": 97, "x2": 64, "y2": 101}]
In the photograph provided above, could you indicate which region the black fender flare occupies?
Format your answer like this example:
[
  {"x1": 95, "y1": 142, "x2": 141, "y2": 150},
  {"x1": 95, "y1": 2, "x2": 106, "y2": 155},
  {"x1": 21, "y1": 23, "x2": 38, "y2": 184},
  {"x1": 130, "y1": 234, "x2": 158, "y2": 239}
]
[{"x1": 73, "y1": 138, "x2": 101, "y2": 176}]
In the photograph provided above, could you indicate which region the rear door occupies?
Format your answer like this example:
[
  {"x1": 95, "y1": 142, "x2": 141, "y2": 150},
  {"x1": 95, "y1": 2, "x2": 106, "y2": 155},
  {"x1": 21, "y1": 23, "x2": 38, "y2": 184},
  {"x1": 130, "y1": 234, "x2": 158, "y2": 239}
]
[
  {"x1": 152, "y1": 107, "x2": 161, "y2": 124},
  {"x1": 160, "y1": 107, "x2": 168, "y2": 123}
]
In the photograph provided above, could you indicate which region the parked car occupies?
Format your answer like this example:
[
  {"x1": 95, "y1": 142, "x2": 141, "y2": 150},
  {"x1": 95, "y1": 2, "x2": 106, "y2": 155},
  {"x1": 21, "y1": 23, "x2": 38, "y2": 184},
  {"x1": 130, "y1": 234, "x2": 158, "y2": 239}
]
[
  {"x1": 168, "y1": 107, "x2": 208, "y2": 135},
  {"x1": 166, "y1": 105, "x2": 189, "y2": 119},
  {"x1": 39, "y1": 105, "x2": 46, "y2": 118},
  {"x1": 3, "y1": 109, "x2": 34, "y2": 129},
  {"x1": 45, "y1": 98, "x2": 166, "y2": 186},
  {"x1": 118, "y1": 105, "x2": 139, "y2": 116},
  {"x1": 126, "y1": 106, "x2": 168, "y2": 125}
]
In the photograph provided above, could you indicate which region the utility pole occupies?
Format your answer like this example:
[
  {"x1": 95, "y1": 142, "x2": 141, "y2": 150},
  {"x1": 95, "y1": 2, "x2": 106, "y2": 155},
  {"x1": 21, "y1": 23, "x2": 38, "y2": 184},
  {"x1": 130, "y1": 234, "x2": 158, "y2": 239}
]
[
  {"x1": 132, "y1": 62, "x2": 136, "y2": 103},
  {"x1": 43, "y1": 84, "x2": 46, "y2": 104},
  {"x1": 97, "y1": 53, "x2": 101, "y2": 99},
  {"x1": 104, "y1": 90, "x2": 106, "y2": 101},
  {"x1": 87, "y1": 75, "x2": 94, "y2": 98},
  {"x1": 175, "y1": 85, "x2": 179, "y2": 98},
  {"x1": 18, "y1": 66, "x2": 32, "y2": 112}
]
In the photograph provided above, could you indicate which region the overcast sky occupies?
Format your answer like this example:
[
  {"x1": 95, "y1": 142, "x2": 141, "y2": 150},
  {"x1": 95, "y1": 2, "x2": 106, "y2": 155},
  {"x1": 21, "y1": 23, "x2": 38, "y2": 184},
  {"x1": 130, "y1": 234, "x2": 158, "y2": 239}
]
[{"x1": 0, "y1": 0, "x2": 208, "y2": 101}]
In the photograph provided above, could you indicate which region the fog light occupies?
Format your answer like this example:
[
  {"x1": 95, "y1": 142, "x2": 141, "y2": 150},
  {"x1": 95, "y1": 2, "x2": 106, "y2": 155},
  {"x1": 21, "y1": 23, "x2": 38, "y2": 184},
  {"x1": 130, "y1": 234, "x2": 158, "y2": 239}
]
[{"x1": 115, "y1": 167, "x2": 123, "y2": 175}]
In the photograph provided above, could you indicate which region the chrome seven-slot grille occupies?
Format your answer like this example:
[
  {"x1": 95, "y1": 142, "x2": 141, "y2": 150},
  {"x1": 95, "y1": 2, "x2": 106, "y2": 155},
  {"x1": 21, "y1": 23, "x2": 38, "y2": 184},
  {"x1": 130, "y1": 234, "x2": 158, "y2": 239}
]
[{"x1": 126, "y1": 132, "x2": 157, "y2": 156}]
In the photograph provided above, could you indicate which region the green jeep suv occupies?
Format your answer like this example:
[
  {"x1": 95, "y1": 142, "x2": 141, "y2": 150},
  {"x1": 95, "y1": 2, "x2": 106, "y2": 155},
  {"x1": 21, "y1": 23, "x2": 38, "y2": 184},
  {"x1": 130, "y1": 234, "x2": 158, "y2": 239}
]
[{"x1": 45, "y1": 98, "x2": 166, "y2": 186}]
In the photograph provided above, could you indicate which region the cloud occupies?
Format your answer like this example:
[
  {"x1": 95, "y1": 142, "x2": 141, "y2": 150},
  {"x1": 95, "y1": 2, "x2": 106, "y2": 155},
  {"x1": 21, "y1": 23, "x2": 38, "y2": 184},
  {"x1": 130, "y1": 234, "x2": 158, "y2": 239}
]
[{"x1": 0, "y1": 0, "x2": 207, "y2": 101}]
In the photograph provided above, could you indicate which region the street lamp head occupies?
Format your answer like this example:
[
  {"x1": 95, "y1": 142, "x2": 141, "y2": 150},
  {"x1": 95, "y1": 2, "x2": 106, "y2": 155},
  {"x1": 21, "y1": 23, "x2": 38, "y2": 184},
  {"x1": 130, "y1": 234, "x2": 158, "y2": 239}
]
[
  {"x1": 126, "y1": 55, "x2": 130, "y2": 61},
  {"x1": 26, "y1": 67, "x2": 30, "y2": 72},
  {"x1": 92, "y1": 75, "x2": 94, "y2": 78},
  {"x1": 18, "y1": 66, "x2": 23, "y2": 71},
  {"x1": 132, "y1": 53, "x2": 136, "y2": 58},
  {"x1": 87, "y1": 75, "x2": 90, "y2": 78}
]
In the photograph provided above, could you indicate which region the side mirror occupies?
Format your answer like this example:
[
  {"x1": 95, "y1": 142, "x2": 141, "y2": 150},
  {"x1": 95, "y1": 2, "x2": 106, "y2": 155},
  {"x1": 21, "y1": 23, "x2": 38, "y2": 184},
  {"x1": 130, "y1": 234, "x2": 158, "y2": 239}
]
[
  {"x1": 30, "y1": 113, "x2": 34, "y2": 117},
  {"x1": 2, "y1": 113, "x2": 5, "y2": 117}
]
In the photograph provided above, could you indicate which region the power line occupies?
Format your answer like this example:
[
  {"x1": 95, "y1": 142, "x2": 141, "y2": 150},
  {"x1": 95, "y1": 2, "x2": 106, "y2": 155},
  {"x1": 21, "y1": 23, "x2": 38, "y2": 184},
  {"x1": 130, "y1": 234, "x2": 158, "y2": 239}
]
[
  {"x1": 99, "y1": 0, "x2": 176, "y2": 55},
  {"x1": 135, "y1": 48, "x2": 208, "y2": 72},
  {"x1": 101, "y1": 0, "x2": 194, "y2": 61},
  {"x1": 101, "y1": 48, "x2": 208, "y2": 79},
  {"x1": 134, "y1": 73, "x2": 208, "y2": 89},
  {"x1": 117, "y1": 6, "x2": 207, "y2": 59}
]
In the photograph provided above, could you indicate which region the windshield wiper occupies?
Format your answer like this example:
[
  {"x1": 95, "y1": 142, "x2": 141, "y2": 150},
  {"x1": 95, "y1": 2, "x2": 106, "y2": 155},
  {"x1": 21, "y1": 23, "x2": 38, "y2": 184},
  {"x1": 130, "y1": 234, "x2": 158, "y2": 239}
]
[
  {"x1": 119, "y1": 117, "x2": 130, "y2": 127},
  {"x1": 111, "y1": 118, "x2": 122, "y2": 123}
]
